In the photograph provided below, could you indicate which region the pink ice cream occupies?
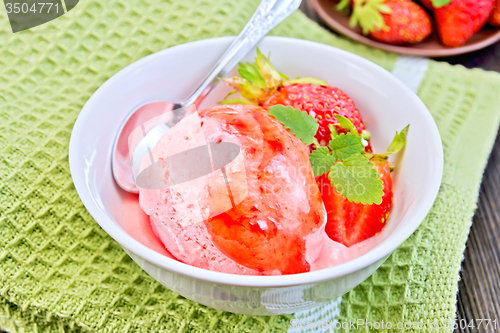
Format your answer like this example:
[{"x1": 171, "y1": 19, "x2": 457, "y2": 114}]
[{"x1": 137, "y1": 105, "x2": 327, "y2": 275}]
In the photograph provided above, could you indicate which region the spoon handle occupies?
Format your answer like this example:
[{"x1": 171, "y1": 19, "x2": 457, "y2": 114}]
[{"x1": 182, "y1": 0, "x2": 302, "y2": 107}]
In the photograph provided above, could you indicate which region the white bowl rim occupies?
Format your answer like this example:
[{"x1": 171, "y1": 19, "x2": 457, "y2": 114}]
[{"x1": 69, "y1": 36, "x2": 443, "y2": 288}]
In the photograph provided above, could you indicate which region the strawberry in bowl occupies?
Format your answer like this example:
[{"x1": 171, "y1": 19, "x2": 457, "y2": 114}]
[
  {"x1": 317, "y1": 127, "x2": 408, "y2": 247},
  {"x1": 221, "y1": 49, "x2": 372, "y2": 148},
  {"x1": 221, "y1": 50, "x2": 408, "y2": 249}
]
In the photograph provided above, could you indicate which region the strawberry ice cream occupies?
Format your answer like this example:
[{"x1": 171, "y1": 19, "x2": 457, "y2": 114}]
[{"x1": 138, "y1": 105, "x2": 327, "y2": 275}]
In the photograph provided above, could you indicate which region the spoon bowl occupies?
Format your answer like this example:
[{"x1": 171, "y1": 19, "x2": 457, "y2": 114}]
[{"x1": 112, "y1": 101, "x2": 191, "y2": 193}]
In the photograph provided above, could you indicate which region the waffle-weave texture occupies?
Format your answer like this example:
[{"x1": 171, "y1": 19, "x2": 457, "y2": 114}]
[{"x1": 1, "y1": 0, "x2": 500, "y2": 332}]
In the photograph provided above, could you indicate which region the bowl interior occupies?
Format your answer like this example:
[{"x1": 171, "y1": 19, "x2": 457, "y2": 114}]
[{"x1": 69, "y1": 36, "x2": 443, "y2": 287}]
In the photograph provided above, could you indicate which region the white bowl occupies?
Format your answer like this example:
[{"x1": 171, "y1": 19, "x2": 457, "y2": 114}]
[{"x1": 69, "y1": 36, "x2": 443, "y2": 315}]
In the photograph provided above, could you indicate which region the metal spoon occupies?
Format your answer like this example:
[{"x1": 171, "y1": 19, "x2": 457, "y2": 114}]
[{"x1": 112, "y1": 0, "x2": 302, "y2": 193}]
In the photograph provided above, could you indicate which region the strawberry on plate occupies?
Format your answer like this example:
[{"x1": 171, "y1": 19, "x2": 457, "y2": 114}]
[
  {"x1": 433, "y1": 0, "x2": 495, "y2": 47},
  {"x1": 221, "y1": 49, "x2": 371, "y2": 147},
  {"x1": 489, "y1": 0, "x2": 500, "y2": 26},
  {"x1": 339, "y1": 0, "x2": 432, "y2": 45}
]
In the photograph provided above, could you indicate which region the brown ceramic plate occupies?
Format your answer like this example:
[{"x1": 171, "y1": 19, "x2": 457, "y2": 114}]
[{"x1": 310, "y1": 0, "x2": 500, "y2": 58}]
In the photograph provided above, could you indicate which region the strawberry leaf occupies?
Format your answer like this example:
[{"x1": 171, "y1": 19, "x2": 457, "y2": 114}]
[
  {"x1": 329, "y1": 124, "x2": 339, "y2": 139},
  {"x1": 222, "y1": 90, "x2": 237, "y2": 100},
  {"x1": 384, "y1": 125, "x2": 409, "y2": 155},
  {"x1": 361, "y1": 130, "x2": 371, "y2": 141},
  {"x1": 221, "y1": 77, "x2": 266, "y2": 100},
  {"x1": 350, "y1": 0, "x2": 390, "y2": 35},
  {"x1": 238, "y1": 69, "x2": 266, "y2": 88},
  {"x1": 335, "y1": 115, "x2": 356, "y2": 132},
  {"x1": 328, "y1": 154, "x2": 384, "y2": 205},
  {"x1": 431, "y1": 0, "x2": 452, "y2": 7},
  {"x1": 268, "y1": 105, "x2": 319, "y2": 145},
  {"x1": 255, "y1": 48, "x2": 282, "y2": 89},
  {"x1": 279, "y1": 72, "x2": 289, "y2": 80},
  {"x1": 309, "y1": 147, "x2": 336, "y2": 177},
  {"x1": 238, "y1": 62, "x2": 266, "y2": 88},
  {"x1": 336, "y1": 0, "x2": 351, "y2": 11},
  {"x1": 329, "y1": 132, "x2": 365, "y2": 161},
  {"x1": 240, "y1": 62, "x2": 261, "y2": 78}
]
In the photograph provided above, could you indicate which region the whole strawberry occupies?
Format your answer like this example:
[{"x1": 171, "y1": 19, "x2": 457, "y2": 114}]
[
  {"x1": 221, "y1": 50, "x2": 371, "y2": 146},
  {"x1": 343, "y1": 0, "x2": 432, "y2": 45},
  {"x1": 434, "y1": 0, "x2": 494, "y2": 47},
  {"x1": 309, "y1": 118, "x2": 409, "y2": 247},
  {"x1": 489, "y1": 0, "x2": 500, "y2": 26},
  {"x1": 319, "y1": 157, "x2": 392, "y2": 247},
  {"x1": 262, "y1": 84, "x2": 367, "y2": 145}
]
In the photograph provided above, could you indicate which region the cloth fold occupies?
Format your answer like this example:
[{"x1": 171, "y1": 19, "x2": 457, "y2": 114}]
[{"x1": 1, "y1": 0, "x2": 500, "y2": 332}]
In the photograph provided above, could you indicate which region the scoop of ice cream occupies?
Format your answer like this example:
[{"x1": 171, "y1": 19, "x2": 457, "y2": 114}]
[{"x1": 138, "y1": 104, "x2": 326, "y2": 275}]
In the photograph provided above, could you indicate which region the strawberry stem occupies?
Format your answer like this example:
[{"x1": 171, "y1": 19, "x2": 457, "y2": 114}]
[{"x1": 349, "y1": 0, "x2": 391, "y2": 35}]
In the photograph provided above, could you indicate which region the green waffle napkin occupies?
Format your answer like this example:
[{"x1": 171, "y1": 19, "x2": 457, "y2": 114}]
[{"x1": 1, "y1": 0, "x2": 500, "y2": 332}]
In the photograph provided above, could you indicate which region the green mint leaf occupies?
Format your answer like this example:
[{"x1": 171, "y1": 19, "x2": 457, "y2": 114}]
[
  {"x1": 329, "y1": 132, "x2": 365, "y2": 161},
  {"x1": 383, "y1": 125, "x2": 409, "y2": 155},
  {"x1": 335, "y1": 115, "x2": 356, "y2": 132},
  {"x1": 268, "y1": 105, "x2": 319, "y2": 145},
  {"x1": 309, "y1": 147, "x2": 336, "y2": 177},
  {"x1": 431, "y1": 0, "x2": 453, "y2": 7},
  {"x1": 328, "y1": 154, "x2": 384, "y2": 205}
]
